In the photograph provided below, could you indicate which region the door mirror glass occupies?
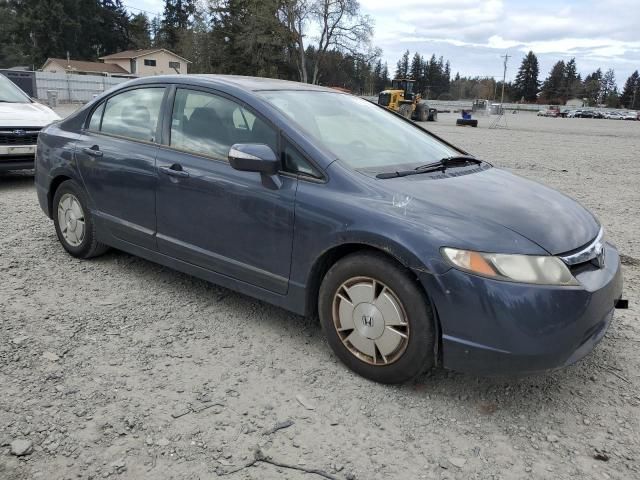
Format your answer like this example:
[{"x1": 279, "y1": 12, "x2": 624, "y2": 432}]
[{"x1": 228, "y1": 144, "x2": 279, "y2": 174}]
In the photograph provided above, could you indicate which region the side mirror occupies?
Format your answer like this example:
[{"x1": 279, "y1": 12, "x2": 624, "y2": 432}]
[{"x1": 228, "y1": 144, "x2": 279, "y2": 175}]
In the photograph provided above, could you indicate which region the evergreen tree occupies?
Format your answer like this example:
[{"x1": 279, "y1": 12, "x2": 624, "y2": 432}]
[
  {"x1": 0, "y1": 0, "x2": 28, "y2": 67},
  {"x1": 583, "y1": 69, "x2": 603, "y2": 106},
  {"x1": 600, "y1": 69, "x2": 618, "y2": 107},
  {"x1": 620, "y1": 70, "x2": 639, "y2": 109},
  {"x1": 159, "y1": 0, "x2": 196, "y2": 50},
  {"x1": 128, "y1": 13, "x2": 151, "y2": 49},
  {"x1": 541, "y1": 60, "x2": 566, "y2": 104},
  {"x1": 210, "y1": 0, "x2": 292, "y2": 78},
  {"x1": 409, "y1": 52, "x2": 423, "y2": 92},
  {"x1": 395, "y1": 50, "x2": 409, "y2": 78},
  {"x1": 513, "y1": 51, "x2": 539, "y2": 102},
  {"x1": 564, "y1": 58, "x2": 581, "y2": 99}
]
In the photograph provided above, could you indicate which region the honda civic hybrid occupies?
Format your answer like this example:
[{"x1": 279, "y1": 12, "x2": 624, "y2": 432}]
[{"x1": 35, "y1": 75, "x2": 624, "y2": 383}]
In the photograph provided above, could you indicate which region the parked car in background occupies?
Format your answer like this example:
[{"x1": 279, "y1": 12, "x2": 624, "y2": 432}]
[
  {"x1": 35, "y1": 75, "x2": 624, "y2": 383},
  {"x1": 537, "y1": 106, "x2": 560, "y2": 117},
  {"x1": 567, "y1": 110, "x2": 580, "y2": 118},
  {"x1": 0, "y1": 73, "x2": 60, "y2": 172},
  {"x1": 604, "y1": 111, "x2": 623, "y2": 120},
  {"x1": 622, "y1": 111, "x2": 638, "y2": 120}
]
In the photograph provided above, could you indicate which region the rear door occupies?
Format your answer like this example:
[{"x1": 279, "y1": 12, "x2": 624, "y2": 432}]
[
  {"x1": 155, "y1": 87, "x2": 297, "y2": 294},
  {"x1": 75, "y1": 86, "x2": 166, "y2": 249}
]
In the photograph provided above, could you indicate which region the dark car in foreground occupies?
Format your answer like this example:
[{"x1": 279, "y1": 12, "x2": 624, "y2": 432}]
[{"x1": 35, "y1": 75, "x2": 624, "y2": 383}]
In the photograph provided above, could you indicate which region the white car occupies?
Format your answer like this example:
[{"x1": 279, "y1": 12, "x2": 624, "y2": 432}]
[
  {"x1": 622, "y1": 111, "x2": 638, "y2": 120},
  {"x1": 1, "y1": 74, "x2": 60, "y2": 171}
]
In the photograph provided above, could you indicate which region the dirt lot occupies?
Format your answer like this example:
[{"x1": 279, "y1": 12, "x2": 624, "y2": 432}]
[{"x1": 1, "y1": 112, "x2": 638, "y2": 480}]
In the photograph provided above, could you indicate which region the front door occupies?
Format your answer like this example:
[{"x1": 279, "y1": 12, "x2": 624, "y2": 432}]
[
  {"x1": 75, "y1": 86, "x2": 166, "y2": 250},
  {"x1": 155, "y1": 87, "x2": 297, "y2": 294}
]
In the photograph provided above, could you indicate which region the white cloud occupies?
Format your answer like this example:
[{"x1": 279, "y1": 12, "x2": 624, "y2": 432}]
[
  {"x1": 359, "y1": 0, "x2": 639, "y2": 84},
  {"x1": 126, "y1": 0, "x2": 640, "y2": 84}
]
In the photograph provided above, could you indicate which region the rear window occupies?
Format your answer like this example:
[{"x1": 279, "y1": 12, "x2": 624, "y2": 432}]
[{"x1": 99, "y1": 88, "x2": 165, "y2": 142}]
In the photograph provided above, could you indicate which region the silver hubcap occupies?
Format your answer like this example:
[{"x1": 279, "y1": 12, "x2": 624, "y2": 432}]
[
  {"x1": 57, "y1": 193, "x2": 85, "y2": 247},
  {"x1": 332, "y1": 277, "x2": 409, "y2": 365}
]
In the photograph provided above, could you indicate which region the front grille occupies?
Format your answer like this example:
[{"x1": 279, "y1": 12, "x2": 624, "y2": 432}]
[{"x1": 0, "y1": 129, "x2": 40, "y2": 146}]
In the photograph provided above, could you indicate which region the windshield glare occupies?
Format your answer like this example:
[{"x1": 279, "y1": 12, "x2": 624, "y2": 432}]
[
  {"x1": 259, "y1": 91, "x2": 457, "y2": 170},
  {"x1": 0, "y1": 74, "x2": 31, "y2": 103}
]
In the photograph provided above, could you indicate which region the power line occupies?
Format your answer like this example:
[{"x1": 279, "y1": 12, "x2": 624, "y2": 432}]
[{"x1": 120, "y1": 1, "x2": 162, "y2": 17}]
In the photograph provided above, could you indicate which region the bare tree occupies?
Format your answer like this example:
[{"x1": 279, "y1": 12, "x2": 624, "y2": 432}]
[
  {"x1": 310, "y1": 0, "x2": 372, "y2": 84},
  {"x1": 279, "y1": 0, "x2": 311, "y2": 83},
  {"x1": 280, "y1": 0, "x2": 372, "y2": 84}
]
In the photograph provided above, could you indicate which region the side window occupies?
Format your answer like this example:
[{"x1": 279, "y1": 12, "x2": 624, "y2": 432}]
[
  {"x1": 170, "y1": 88, "x2": 278, "y2": 160},
  {"x1": 282, "y1": 141, "x2": 322, "y2": 179},
  {"x1": 87, "y1": 102, "x2": 105, "y2": 131},
  {"x1": 100, "y1": 88, "x2": 165, "y2": 142}
]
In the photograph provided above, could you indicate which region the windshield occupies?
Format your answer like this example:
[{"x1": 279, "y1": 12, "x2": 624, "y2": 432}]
[
  {"x1": 0, "y1": 74, "x2": 31, "y2": 103},
  {"x1": 259, "y1": 91, "x2": 457, "y2": 170}
]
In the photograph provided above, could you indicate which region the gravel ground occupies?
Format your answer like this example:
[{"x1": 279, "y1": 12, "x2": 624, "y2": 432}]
[{"x1": 1, "y1": 112, "x2": 638, "y2": 480}]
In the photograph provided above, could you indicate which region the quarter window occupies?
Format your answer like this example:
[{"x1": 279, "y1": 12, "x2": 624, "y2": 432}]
[
  {"x1": 282, "y1": 141, "x2": 322, "y2": 179},
  {"x1": 170, "y1": 88, "x2": 278, "y2": 160},
  {"x1": 100, "y1": 88, "x2": 165, "y2": 142},
  {"x1": 87, "y1": 102, "x2": 105, "y2": 131}
]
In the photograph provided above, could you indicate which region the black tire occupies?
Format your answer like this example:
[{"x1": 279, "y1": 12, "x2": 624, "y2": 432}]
[
  {"x1": 398, "y1": 104, "x2": 412, "y2": 119},
  {"x1": 427, "y1": 109, "x2": 438, "y2": 121},
  {"x1": 52, "y1": 179, "x2": 108, "y2": 259},
  {"x1": 416, "y1": 104, "x2": 428, "y2": 122},
  {"x1": 318, "y1": 251, "x2": 436, "y2": 384}
]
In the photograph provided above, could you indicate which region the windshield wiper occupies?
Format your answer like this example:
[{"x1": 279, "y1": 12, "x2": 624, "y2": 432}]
[{"x1": 376, "y1": 155, "x2": 481, "y2": 179}]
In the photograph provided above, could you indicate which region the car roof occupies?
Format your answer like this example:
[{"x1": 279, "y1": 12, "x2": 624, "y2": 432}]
[{"x1": 128, "y1": 74, "x2": 336, "y2": 93}]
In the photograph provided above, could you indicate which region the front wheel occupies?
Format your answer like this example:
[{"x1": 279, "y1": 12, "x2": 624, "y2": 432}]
[
  {"x1": 398, "y1": 104, "x2": 412, "y2": 119},
  {"x1": 318, "y1": 252, "x2": 436, "y2": 383}
]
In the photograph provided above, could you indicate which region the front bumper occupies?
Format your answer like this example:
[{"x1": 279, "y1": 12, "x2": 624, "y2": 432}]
[
  {"x1": 419, "y1": 242, "x2": 623, "y2": 375},
  {"x1": 0, "y1": 145, "x2": 36, "y2": 171}
]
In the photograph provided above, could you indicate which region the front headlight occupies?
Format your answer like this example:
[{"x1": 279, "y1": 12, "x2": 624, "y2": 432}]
[{"x1": 441, "y1": 247, "x2": 579, "y2": 286}]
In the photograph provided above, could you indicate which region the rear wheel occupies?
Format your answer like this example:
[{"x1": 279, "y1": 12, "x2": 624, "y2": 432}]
[
  {"x1": 398, "y1": 104, "x2": 412, "y2": 119},
  {"x1": 318, "y1": 252, "x2": 436, "y2": 383},
  {"x1": 53, "y1": 179, "x2": 108, "y2": 259}
]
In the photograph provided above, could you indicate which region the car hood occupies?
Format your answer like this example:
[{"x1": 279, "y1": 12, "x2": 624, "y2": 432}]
[
  {"x1": 0, "y1": 101, "x2": 60, "y2": 127},
  {"x1": 371, "y1": 167, "x2": 600, "y2": 255}
]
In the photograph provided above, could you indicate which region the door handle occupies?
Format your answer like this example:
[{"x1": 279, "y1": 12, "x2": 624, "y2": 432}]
[
  {"x1": 159, "y1": 165, "x2": 189, "y2": 178},
  {"x1": 82, "y1": 146, "x2": 103, "y2": 157}
]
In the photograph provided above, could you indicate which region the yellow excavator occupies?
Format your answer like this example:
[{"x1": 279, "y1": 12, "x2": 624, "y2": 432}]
[{"x1": 377, "y1": 79, "x2": 437, "y2": 121}]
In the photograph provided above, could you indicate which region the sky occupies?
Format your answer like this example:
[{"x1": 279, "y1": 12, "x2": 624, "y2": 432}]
[{"x1": 124, "y1": 0, "x2": 639, "y2": 85}]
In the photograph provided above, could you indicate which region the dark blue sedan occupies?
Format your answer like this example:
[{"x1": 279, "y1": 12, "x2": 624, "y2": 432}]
[{"x1": 35, "y1": 75, "x2": 624, "y2": 383}]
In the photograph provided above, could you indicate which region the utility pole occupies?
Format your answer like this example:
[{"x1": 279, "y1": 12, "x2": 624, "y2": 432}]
[
  {"x1": 499, "y1": 53, "x2": 510, "y2": 107},
  {"x1": 490, "y1": 53, "x2": 510, "y2": 129}
]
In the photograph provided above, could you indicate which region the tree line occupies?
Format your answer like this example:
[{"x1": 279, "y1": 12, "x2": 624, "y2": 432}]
[
  {"x1": 511, "y1": 51, "x2": 639, "y2": 109},
  {"x1": 0, "y1": 0, "x2": 385, "y2": 94},
  {"x1": 1, "y1": 0, "x2": 637, "y2": 107}
]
